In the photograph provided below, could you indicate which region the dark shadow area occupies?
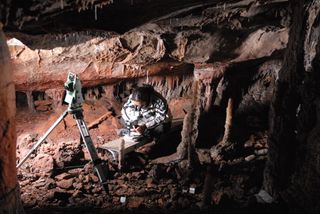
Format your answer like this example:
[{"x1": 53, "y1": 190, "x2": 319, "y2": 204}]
[
  {"x1": 4, "y1": 0, "x2": 220, "y2": 35},
  {"x1": 147, "y1": 124, "x2": 183, "y2": 159},
  {"x1": 25, "y1": 196, "x2": 290, "y2": 214},
  {"x1": 196, "y1": 105, "x2": 226, "y2": 148},
  {"x1": 196, "y1": 56, "x2": 281, "y2": 150},
  {"x1": 16, "y1": 91, "x2": 28, "y2": 110}
]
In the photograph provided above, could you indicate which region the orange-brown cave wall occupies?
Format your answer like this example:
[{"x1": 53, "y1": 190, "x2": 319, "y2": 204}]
[{"x1": 0, "y1": 23, "x2": 24, "y2": 214}]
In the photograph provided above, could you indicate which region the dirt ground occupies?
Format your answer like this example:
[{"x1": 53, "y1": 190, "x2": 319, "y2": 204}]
[{"x1": 15, "y1": 105, "x2": 289, "y2": 214}]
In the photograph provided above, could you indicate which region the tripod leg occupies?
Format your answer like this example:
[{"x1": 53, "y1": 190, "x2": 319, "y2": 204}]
[
  {"x1": 17, "y1": 110, "x2": 69, "y2": 169},
  {"x1": 74, "y1": 116, "x2": 109, "y2": 192}
]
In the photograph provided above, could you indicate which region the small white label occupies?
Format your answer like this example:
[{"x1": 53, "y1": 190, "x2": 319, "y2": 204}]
[
  {"x1": 189, "y1": 187, "x2": 196, "y2": 194},
  {"x1": 120, "y1": 196, "x2": 126, "y2": 203}
]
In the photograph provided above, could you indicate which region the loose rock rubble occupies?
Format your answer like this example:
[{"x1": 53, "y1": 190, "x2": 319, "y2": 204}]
[{"x1": 15, "y1": 106, "x2": 281, "y2": 214}]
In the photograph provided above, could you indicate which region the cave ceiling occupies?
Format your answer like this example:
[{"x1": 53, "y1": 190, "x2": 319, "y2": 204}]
[
  {"x1": 1, "y1": 0, "x2": 290, "y2": 92},
  {"x1": 1, "y1": 0, "x2": 240, "y2": 34}
]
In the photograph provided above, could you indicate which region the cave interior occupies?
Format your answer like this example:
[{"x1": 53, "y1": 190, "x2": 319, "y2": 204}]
[{"x1": 1, "y1": 0, "x2": 320, "y2": 214}]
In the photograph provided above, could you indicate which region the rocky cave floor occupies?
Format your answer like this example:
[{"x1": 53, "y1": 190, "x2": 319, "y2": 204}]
[{"x1": 15, "y1": 103, "x2": 290, "y2": 214}]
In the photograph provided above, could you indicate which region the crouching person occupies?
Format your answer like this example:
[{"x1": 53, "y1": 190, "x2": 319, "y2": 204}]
[{"x1": 119, "y1": 85, "x2": 172, "y2": 143}]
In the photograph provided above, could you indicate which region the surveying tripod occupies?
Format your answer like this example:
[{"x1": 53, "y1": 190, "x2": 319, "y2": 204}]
[{"x1": 16, "y1": 72, "x2": 109, "y2": 192}]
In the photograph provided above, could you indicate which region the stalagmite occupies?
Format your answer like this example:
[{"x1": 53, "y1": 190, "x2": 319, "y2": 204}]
[
  {"x1": 0, "y1": 23, "x2": 24, "y2": 214},
  {"x1": 187, "y1": 80, "x2": 201, "y2": 168},
  {"x1": 222, "y1": 98, "x2": 233, "y2": 143},
  {"x1": 151, "y1": 79, "x2": 202, "y2": 165},
  {"x1": 210, "y1": 97, "x2": 234, "y2": 162}
]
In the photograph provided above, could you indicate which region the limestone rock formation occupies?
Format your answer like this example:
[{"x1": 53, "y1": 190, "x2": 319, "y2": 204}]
[
  {"x1": 4, "y1": 0, "x2": 320, "y2": 213},
  {"x1": 6, "y1": 0, "x2": 288, "y2": 93},
  {"x1": 0, "y1": 23, "x2": 24, "y2": 214},
  {"x1": 263, "y1": 1, "x2": 320, "y2": 213}
]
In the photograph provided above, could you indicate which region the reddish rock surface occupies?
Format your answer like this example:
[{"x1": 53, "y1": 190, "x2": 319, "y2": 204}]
[
  {"x1": 4, "y1": 0, "x2": 313, "y2": 213},
  {"x1": 0, "y1": 23, "x2": 24, "y2": 213},
  {"x1": 14, "y1": 92, "x2": 275, "y2": 213},
  {"x1": 6, "y1": 0, "x2": 288, "y2": 92}
]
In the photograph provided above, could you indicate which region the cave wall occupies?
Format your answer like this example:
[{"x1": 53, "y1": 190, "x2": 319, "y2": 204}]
[
  {"x1": 287, "y1": 0, "x2": 320, "y2": 213},
  {"x1": 4, "y1": 0, "x2": 289, "y2": 116},
  {"x1": 3, "y1": 0, "x2": 292, "y2": 169},
  {"x1": 6, "y1": 0, "x2": 319, "y2": 211},
  {"x1": 263, "y1": 0, "x2": 320, "y2": 213},
  {"x1": 0, "y1": 22, "x2": 24, "y2": 213}
]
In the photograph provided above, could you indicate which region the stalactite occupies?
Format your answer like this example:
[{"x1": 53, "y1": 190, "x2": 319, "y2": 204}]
[
  {"x1": 45, "y1": 88, "x2": 64, "y2": 109},
  {"x1": 75, "y1": 0, "x2": 113, "y2": 12},
  {"x1": 204, "y1": 82, "x2": 214, "y2": 112},
  {"x1": 134, "y1": 74, "x2": 193, "y2": 102},
  {"x1": 94, "y1": 5, "x2": 98, "y2": 21},
  {"x1": 26, "y1": 91, "x2": 35, "y2": 113},
  {"x1": 60, "y1": 0, "x2": 64, "y2": 9}
]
